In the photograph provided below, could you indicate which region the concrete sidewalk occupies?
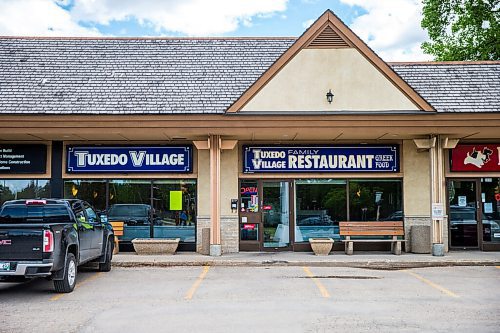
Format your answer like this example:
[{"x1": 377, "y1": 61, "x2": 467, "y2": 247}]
[{"x1": 112, "y1": 251, "x2": 500, "y2": 269}]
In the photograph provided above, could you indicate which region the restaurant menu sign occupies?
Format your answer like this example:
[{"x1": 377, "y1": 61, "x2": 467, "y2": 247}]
[
  {"x1": 450, "y1": 144, "x2": 500, "y2": 172},
  {"x1": 67, "y1": 146, "x2": 192, "y2": 173},
  {"x1": 243, "y1": 145, "x2": 399, "y2": 173},
  {"x1": 0, "y1": 145, "x2": 47, "y2": 174}
]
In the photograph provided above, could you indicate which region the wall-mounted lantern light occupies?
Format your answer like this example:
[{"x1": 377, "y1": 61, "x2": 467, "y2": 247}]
[{"x1": 326, "y1": 89, "x2": 334, "y2": 104}]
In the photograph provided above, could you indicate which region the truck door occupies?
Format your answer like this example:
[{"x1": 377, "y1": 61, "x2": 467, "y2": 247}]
[
  {"x1": 83, "y1": 203, "x2": 104, "y2": 258},
  {"x1": 72, "y1": 202, "x2": 92, "y2": 262}
]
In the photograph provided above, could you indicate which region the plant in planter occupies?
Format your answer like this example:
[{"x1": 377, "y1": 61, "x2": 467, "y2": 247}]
[
  {"x1": 309, "y1": 238, "x2": 334, "y2": 256},
  {"x1": 132, "y1": 238, "x2": 180, "y2": 255}
]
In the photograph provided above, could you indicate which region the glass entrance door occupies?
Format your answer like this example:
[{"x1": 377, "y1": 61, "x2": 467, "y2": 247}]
[
  {"x1": 262, "y1": 181, "x2": 290, "y2": 249},
  {"x1": 480, "y1": 177, "x2": 500, "y2": 250},
  {"x1": 448, "y1": 180, "x2": 479, "y2": 248}
]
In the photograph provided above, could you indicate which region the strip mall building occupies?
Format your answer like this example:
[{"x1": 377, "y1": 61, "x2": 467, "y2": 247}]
[{"x1": 1, "y1": 11, "x2": 499, "y2": 254}]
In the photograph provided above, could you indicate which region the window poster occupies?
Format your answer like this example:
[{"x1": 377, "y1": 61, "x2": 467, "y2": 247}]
[
  {"x1": 169, "y1": 191, "x2": 183, "y2": 211},
  {"x1": 484, "y1": 202, "x2": 493, "y2": 214}
]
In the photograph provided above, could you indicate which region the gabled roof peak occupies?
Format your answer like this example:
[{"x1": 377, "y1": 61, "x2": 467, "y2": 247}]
[{"x1": 227, "y1": 9, "x2": 435, "y2": 112}]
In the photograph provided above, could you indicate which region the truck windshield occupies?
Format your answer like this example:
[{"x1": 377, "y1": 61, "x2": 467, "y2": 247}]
[
  {"x1": 108, "y1": 205, "x2": 149, "y2": 217},
  {"x1": 0, "y1": 204, "x2": 73, "y2": 224}
]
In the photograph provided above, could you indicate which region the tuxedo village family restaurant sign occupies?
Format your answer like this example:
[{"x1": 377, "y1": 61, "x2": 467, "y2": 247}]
[
  {"x1": 67, "y1": 146, "x2": 192, "y2": 173},
  {"x1": 243, "y1": 145, "x2": 399, "y2": 173}
]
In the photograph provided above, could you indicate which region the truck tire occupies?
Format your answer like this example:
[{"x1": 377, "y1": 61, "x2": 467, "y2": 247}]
[
  {"x1": 98, "y1": 238, "x2": 113, "y2": 272},
  {"x1": 54, "y1": 253, "x2": 77, "y2": 293}
]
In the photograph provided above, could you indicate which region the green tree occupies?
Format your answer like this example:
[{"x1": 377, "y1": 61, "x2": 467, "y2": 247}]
[{"x1": 421, "y1": 0, "x2": 500, "y2": 60}]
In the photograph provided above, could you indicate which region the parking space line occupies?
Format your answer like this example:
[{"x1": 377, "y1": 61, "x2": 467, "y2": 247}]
[
  {"x1": 303, "y1": 267, "x2": 330, "y2": 298},
  {"x1": 496, "y1": 266, "x2": 500, "y2": 269},
  {"x1": 50, "y1": 272, "x2": 104, "y2": 301},
  {"x1": 405, "y1": 270, "x2": 459, "y2": 298},
  {"x1": 185, "y1": 266, "x2": 210, "y2": 300}
]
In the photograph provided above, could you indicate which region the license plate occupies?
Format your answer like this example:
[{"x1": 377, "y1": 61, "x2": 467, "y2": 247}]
[{"x1": 0, "y1": 262, "x2": 10, "y2": 271}]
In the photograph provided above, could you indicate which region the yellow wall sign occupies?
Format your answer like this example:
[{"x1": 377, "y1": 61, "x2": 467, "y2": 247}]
[{"x1": 169, "y1": 191, "x2": 183, "y2": 211}]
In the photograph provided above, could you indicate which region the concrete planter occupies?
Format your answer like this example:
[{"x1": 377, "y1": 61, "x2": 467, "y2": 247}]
[
  {"x1": 309, "y1": 238, "x2": 334, "y2": 256},
  {"x1": 132, "y1": 238, "x2": 180, "y2": 255}
]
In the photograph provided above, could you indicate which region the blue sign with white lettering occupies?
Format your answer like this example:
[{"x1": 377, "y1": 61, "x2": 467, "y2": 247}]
[
  {"x1": 243, "y1": 145, "x2": 399, "y2": 173},
  {"x1": 67, "y1": 146, "x2": 192, "y2": 173}
]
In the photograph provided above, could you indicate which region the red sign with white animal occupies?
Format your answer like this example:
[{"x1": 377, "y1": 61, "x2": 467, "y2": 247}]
[{"x1": 450, "y1": 144, "x2": 500, "y2": 172}]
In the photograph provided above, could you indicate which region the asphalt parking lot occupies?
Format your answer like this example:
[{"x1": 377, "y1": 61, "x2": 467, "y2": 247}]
[{"x1": 1, "y1": 266, "x2": 499, "y2": 333}]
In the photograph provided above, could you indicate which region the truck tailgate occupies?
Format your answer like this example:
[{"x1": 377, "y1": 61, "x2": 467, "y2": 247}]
[{"x1": 0, "y1": 226, "x2": 44, "y2": 261}]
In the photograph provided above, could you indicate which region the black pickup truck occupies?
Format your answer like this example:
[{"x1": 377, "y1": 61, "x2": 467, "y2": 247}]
[{"x1": 0, "y1": 199, "x2": 114, "y2": 293}]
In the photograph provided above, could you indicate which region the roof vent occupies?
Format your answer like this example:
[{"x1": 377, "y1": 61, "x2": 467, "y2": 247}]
[{"x1": 307, "y1": 25, "x2": 350, "y2": 49}]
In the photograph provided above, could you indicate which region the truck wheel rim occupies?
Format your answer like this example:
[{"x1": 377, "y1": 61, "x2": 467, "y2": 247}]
[{"x1": 68, "y1": 260, "x2": 76, "y2": 286}]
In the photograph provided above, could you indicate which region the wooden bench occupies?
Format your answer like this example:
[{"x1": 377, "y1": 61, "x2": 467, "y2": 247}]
[
  {"x1": 110, "y1": 221, "x2": 124, "y2": 255},
  {"x1": 339, "y1": 221, "x2": 406, "y2": 255}
]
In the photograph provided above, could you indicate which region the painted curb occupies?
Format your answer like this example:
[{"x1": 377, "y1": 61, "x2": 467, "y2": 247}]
[{"x1": 112, "y1": 260, "x2": 500, "y2": 269}]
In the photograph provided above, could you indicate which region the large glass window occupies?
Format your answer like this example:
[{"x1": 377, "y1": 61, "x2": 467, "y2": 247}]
[
  {"x1": 153, "y1": 180, "x2": 196, "y2": 242},
  {"x1": 349, "y1": 180, "x2": 403, "y2": 222},
  {"x1": 295, "y1": 179, "x2": 347, "y2": 242},
  {"x1": 109, "y1": 180, "x2": 152, "y2": 241},
  {"x1": 64, "y1": 180, "x2": 107, "y2": 212},
  {"x1": 295, "y1": 179, "x2": 403, "y2": 242},
  {"x1": 63, "y1": 179, "x2": 197, "y2": 243},
  {"x1": 481, "y1": 177, "x2": 500, "y2": 244},
  {"x1": 0, "y1": 180, "x2": 50, "y2": 205}
]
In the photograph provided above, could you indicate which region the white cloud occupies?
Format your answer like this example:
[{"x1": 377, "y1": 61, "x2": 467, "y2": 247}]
[
  {"x1": 0, "y1": 0, "x2": 101, "y2": 36},
  {"x1": 0, "y1": 0, "x2": 288, "y2": 37},
  {"x1": 70, "y1": 0, "x2": 289, "y2": 36},
  {"x1": 339, "y1": 0, "x2": 433, "y2": 61},
  {"x1": 302, "y1": 19, "x2": 315, "y2": 29}
]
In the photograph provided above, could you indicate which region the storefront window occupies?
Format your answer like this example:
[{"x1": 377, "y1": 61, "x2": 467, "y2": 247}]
[
  {"x1": 295, "y1": 179, "x2": 347, "y2": 242},
  {"x1": 349, "y1": 180, "x2": 402, "y2": 221},
  {"x1": 63, "y1": 179, "x2": 197, "y2": 243},
  {"x1": 0, "y1": 180, "x2": 50, "y2": 205},
  {"x1": 153, "y1": 180, "x2": 196, "y2": 242},
  {"x1": 64, "y1": 180, "x2": 107, "y2": 212},
  {"x1": 109, "y1": 180, "x2": 154, "y2": 241},
  {"x1": 481, "y1": 178, "x2": 500, "y2": 243}
]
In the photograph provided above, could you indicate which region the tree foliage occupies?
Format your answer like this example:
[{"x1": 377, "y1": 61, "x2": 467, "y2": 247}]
[{"x1": 421, "y1": 0, "x2": 500, "y2": 60}]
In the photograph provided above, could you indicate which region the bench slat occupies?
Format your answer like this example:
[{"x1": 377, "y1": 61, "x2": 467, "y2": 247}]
[
  {"x1": 340, "y1": 226, "x2": 404, "y2": 231},
  {"x1": 340, "y1": 229, "x2": 404, "y2": 234},
  {"x1": 340, "y1": 230, "x2": 404, "y2": 236},
  {"x1": 110, "y1": 221, "x2": 124, "y2": 237},
  {"x1": 341, "y1": 239, "x2": 407, "y2": 243},
  {"x1": 339, "y1": 221, "x2": 403, "y2": 227}
]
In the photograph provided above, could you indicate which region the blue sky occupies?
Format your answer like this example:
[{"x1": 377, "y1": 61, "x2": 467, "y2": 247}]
[
  {"x1": 0, "y1": 0, "x2": 431, "y2": 61},
  {"x1": 74, "y1": 1, "x2": 366, "y2": 38}
]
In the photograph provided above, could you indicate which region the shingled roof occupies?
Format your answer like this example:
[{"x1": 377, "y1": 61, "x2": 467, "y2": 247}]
[
  {"x1": 0, "y1": 37, "x2": 498, "y2": 114},
  {"x1": 0, "y1": 38, "x2": 293, "y2": 114},
  {"x1": 392, "y1": 62, "x2": 500, "y2": 113}
]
